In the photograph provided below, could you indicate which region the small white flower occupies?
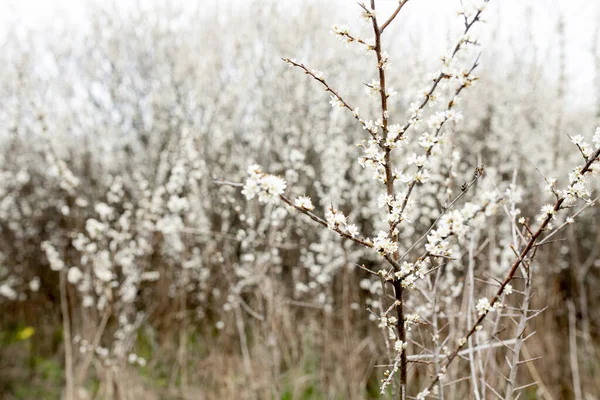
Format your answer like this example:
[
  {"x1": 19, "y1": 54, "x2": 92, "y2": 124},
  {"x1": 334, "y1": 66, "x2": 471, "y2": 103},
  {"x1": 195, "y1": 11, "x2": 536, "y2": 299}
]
[
  {"x1": 592, "y1": 127, "x2": 600, "y2": 149},
  {"x1": 258, "y1": 175, "x2": 287, "y2": 204},
  {"x1": 346, "y1": 224, "x2": 359, "y2": 237},
  {"x1": 504, "y1": 284, "x2": 513, "y2": 295},
  {"x1": 41, "y1": 241, "x2": 65, "y2": 271},
  {"x1": 311, "y1": 69, "x2": 325, "y2": 81},
  {"x1": 373, "y1": 231, "x2": 398, "y2": 255},
  {"x1": 67, "y1": 267, "x2": 83, "y2": 285},
  {"x1": 416, "y1": 388, "x2": 430, "y2": 400},
  {"x1": 0, "y1": 284, "x2": 17, "y2": 300},
  {"x1": 330, "y1": 24, "x2": 350, "y2": 36},
  {"x1": 85, "y1": 218, "x2": 106, "y2": 239},
  {"x1": 378, "y1": 316, "x2": 388, "y2": 329},
  {"x1": 394, "y1": 340, "x2": 406, "y2": 353},
  {"x1": 325, "y1": 207, "x2": 346, "y2": 228},
  {"x1": 329, "y1": 95, "x2": 344, "y2": 109},
  {"x1": 366, "y1": 79, "x2": 381, "y2": 98},
  {"x1": 378, "y1": 194, "x2": 393, "y2": 208},
  {"x1": 82, "y1": 296, "x2": 94, "y2": 308},
  {"x1": 418, "y1": 132, "x2": 438, "y2": 150},
  {"x1": 475, "y1": 297, "x2": 494, "y2": 315},
  {"x1": 294, "y1": 196, "x2": 314, "y2": 211},
  {"x1": 93, "y1": 251, "x2": 113, "y2": 282},
  {"x1": 333, "y1": 212, "x2": 347, "y2": 225},
  {"x1": 360, "y1": 6, "x2": 376, "y2": 21},
  {"x1": 94, "y1": 202, "x2": 114, "y2": 220},
  {"x1": 538, "y1": 204, "x2": 556, "y2": 221},
  {"x1": 403, "y1": 314, "x2": 421, "y2": 331},
  {"x1": 29, "y1": 277, "x2": 40, "y2": 292},
  {"x1": 242, "y1": 165, "x2": 287, "y2": 205},
  {"x1": 570, "y1": 135, "x2": 585, "y2": 146},
  {"x1": 414, "y1": 169, "x2": 430, "y2": 184},
  {"x1": 427, "y1": 111, "x2": 447, "y2": 130}
]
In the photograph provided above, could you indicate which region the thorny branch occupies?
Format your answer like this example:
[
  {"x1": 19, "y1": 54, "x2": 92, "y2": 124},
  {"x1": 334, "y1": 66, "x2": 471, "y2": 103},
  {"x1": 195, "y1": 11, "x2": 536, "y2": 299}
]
[{"x1": 424, "y1": 146, "x2": 600, "y2": 393}]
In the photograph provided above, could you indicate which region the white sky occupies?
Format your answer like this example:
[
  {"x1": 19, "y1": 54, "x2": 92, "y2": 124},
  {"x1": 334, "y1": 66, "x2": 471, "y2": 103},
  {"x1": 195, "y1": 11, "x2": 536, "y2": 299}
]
[{"x1": 1, "y1": 0, "x2": 598, "y2": 110}]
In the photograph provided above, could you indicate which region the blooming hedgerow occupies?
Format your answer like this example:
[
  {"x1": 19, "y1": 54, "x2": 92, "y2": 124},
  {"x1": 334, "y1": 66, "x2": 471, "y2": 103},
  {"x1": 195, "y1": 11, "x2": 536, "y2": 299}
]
[{"x1": 1, "y1": 0, "x2": 600, "y2": 398}]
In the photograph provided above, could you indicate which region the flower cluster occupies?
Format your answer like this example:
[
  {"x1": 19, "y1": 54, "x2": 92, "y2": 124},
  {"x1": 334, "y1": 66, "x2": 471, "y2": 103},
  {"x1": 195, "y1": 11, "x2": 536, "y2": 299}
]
[
  {"x1": 373, "y1": 231, "x2": 398, "y2": 256},
  {"x1": 475, "y1": 297, "x2": 496, "y2": 315},
  {"x1": 41, "y1": 241, "x2": 65, "y2": 271},
  {"x1": 393, "y1": 261, "x2": 421, "y2": 287},
  {"x1": 242, "y1": 165, "x2": 287, "y2": 204},
  {"x1": 416, "y1": 388, "x2": 430, "y2": 400},
  {"x1": 394, "y1": 339, "x2": 406, "y2": 353},
  {"x1": 294, "y1": 196, "x2": 315, "y2": 211},
  {"x1": 559, "y1": 127, "x2": 600, "y2": 205},
  {"x1": 325, "y1": 206, "x2": 360, "y2": 237},
  {"x1": 359, "y1": 4, "x2": 376, "y2": 21},
  {"x1": 358, "y1": 141, "x2": 387, "y2": 181}
]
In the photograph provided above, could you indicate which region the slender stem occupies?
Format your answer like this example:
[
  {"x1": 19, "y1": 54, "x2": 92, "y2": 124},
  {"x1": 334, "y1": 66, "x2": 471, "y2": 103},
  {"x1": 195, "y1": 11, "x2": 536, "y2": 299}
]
[
  {"x1": 179, "y1": 271, "x2": 189, "y2": 389},
  {"x1": 282, "y1": 58, "x2": 375, "y2": 138},
  {"x1": 59, "y1": 270, "x2": 75, "y2": 400},
  {"x1": 77, "y1": 307, "x2": 111, "y2": 385},
  {"x1": 504, "y1": 263, "x2": 532, "y2": 399},
  {"x1": 567, "y1": 300, "x2": 583, "y2": 400},
  {"x1": 431, "y1": 268, "x2": 445, "y2": 400},
  {"x1": 467, "y1": 233, "x2": 482, "y2": 400},
  {"x1": 380, "y1": 0, "x2": 410, "y2": 33},
  {"x1": 368, "y1": 0, "x2": 407, "y2": 396}
]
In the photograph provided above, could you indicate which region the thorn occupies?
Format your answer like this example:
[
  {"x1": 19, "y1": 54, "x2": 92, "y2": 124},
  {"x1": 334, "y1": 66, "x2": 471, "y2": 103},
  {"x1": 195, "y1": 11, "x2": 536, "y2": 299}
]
[
  {"x1": 514, "y1": 381, "x2": 539, "y2": 391},
  {"x1": 516, "y1": 356, "x2": 542, "y2": 365}
]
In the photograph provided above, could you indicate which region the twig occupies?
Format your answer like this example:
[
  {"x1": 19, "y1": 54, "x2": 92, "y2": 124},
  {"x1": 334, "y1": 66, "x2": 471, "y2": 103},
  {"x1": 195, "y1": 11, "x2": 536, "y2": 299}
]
[
  {"x1": 537, "y1": 194, "x2": 600, "y2": 246},
  {"x1": 568, "y1": 300, "x2": 583, "y2": 400},
  {"x1": 59, "y1": 271, "x2": 75, "y2": 400},
  {"x1": 398, "y1": 170, "x2": 480, "y2": 261},
  {"x1": 380, "y1": 0, "x2": 410, "y2": 33}
]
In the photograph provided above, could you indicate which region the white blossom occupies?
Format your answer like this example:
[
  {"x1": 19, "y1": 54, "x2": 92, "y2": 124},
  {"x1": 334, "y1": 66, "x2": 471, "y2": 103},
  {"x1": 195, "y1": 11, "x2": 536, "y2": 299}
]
[
  {"x1": 329, "y1": 95, "x2": 344, "y2": 109},
  {"x1": 346, "y1": 224, "x2": 359, "y2": 237},
  {"x1": 311, "y1": 69, "x2": 325, "y2": 81},
  {"x1": 42, "y1": 241, "x2": 65, "y2": 271},
  {"x1": 394, "y1": 340, "x2": 406, "y2": 353},
  {"x1": 475, "y1": 297, "x2": 494, "y2": 315},
  {"x1": 592, "y1": 127, "x2": 600, "y2": 149},
  {"x1": 373, "y1": 231, "x2": 398, "y2": 256},
  {"x1": 294, "y1": 196, "x2": 314, "y2": 211},
  {"x1": 67, "y1": 267, "x2": 83, "y2": 284},
  {"x1": 242, "y1": 165, "x2": 287, "y2": 205},
  {"x1": 0, "y1": 284, "x2": 17, "y2": 300}
]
